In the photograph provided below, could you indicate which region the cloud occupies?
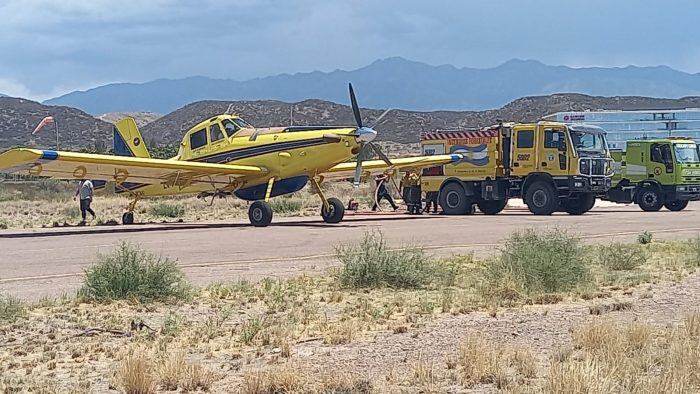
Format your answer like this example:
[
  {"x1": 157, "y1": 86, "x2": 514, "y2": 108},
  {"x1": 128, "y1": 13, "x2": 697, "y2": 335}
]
[{"x1": 1, "y1": 0, "x2": 700, "y2": 100}]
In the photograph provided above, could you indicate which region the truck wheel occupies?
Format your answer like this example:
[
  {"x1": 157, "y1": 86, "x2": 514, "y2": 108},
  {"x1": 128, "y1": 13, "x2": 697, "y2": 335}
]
[
  {"x1": 562, "y1": 193, "x2": 596, "y2": 215},
  {"x1": 637, "y1": 187, "x2": 664, "y2": 212},
  {"x1": 439, "y1": 182, "x2": 470, "y2": 215},
  {"x1": 664, "y1": 200, "x2": 689, "y2": 212},
  {"x1": 477, "y1": 199, "x2": 508, "y2": 215},
  {"x1": 249, "y1": 201, "x2": 273, "y2": 227},
  {"x1": 525, "y1": 181, "x2": 559, "y2": 215},
  {"x1": 321, "y1": 197, "x2": 345, "y2": 223}
]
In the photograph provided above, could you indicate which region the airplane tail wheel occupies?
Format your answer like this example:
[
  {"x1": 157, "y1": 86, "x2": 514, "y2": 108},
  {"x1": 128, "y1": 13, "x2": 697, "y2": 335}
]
[
  {"x1": 321, "y1": 197, "x2": 345, "y2": 223},
  {"x1": 249, "y1": 201, "x2": 273, "y2": 227},
  {"x1": 122, "y1": 212, "x2": 134, "y2": 225}
]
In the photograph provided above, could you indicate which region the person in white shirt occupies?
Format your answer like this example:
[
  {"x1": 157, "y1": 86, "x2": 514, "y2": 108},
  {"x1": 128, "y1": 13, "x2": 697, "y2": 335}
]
[{"x1": 74, "y1": 179, "x2": 96, "y2": 225}]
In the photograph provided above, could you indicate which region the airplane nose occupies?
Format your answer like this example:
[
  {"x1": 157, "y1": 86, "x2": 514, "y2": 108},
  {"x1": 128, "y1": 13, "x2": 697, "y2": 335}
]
[{"x1": 356, "y1": 127, "x2": 377, "y2": 143}]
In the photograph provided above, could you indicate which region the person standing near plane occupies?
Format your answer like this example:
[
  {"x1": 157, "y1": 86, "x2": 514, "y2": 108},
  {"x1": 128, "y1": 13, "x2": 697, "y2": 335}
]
[
  {"x1": 372, "y1": 174, "x2": 398, "y2": 211},
  {"x1": 74, "y1": 179, "x2": 96, "y2": 225}
]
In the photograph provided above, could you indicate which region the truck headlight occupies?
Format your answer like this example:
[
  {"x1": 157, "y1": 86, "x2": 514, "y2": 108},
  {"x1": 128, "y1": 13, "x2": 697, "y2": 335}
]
[
  {"x1": 604, "y1": 160, "x2": 613, "y2": 175},
  {"x1": 677, "y1": 186, "x2": 688, "y2": 192},
  {"x1": 579, "y1": 159, "x2": 589, "y2": 175}
]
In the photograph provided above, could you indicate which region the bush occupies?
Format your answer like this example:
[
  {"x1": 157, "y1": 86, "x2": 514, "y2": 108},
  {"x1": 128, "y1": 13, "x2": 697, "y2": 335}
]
[
  {"x1": 597, "y1": 243, "x2": 647, "y2": 271},
  {"x1": 0, "y1": 294, "x2": 25, "y2": 323},
  {"x1": 484, "y1": 228, "x2": 588, "y2": 299},
  {"x1": 685, "y1": 237, "x2": 700, "y2": 268},
  {"x1": 79, "y1": 242, "x2": 190, "y2": 302},
  {"x1": 149, "y1": 202, "x2": 185, "y2": 218},
  {"x1": 269, "y1": 198, "x2": 303, "y2": 214},
  {"x1": 638, "y1": 231, "x2": 653, "y2": 244},
  {"x1": 335, "y1": 230, "x2": 432, "y2": 289}
]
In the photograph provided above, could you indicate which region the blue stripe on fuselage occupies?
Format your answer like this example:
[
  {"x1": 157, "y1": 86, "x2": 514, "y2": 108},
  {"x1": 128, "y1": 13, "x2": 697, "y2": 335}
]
[{"x1": 234, "y1": 175, "x2": 309, "y2": 201}]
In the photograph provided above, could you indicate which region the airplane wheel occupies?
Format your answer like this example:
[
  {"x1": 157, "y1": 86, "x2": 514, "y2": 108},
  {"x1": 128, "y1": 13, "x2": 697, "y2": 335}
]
[
  {"x1": 321, "y1": 197, "x2": 345, "y2": 223},
  {"x1": 664, "y1": 200, "x2": 689, "y2": 211},
  {"x1": 122, "y1": 212, "x2": 134, "y2": 225},
  {"x1": 249, "y1": 201, "x2": 273, "y2": 227}
]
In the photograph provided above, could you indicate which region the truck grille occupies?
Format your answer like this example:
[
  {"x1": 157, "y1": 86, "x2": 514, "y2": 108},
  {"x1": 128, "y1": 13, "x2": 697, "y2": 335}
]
[{"x1": 590, "y1": 159, "x2": 605, "y2": 175}]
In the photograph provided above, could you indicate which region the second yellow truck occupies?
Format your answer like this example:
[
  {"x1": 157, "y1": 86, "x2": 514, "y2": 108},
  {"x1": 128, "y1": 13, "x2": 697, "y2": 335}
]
[{"x1": 420, "y1": 121, "x2": 614, "y2": 215}]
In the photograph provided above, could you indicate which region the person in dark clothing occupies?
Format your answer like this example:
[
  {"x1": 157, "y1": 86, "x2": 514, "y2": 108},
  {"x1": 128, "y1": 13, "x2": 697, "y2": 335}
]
[
  {"x1": 423, "y1": 191, "x2": 439, "y2": 213},
  {"x1": 372, "y1": 174, "x2": 398, "y2": 211}
]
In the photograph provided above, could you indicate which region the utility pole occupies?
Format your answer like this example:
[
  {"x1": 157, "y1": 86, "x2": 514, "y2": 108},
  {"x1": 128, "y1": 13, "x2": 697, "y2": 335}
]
[{"x1": 290, "y1": 105, "x2": 293, "y2": 126}]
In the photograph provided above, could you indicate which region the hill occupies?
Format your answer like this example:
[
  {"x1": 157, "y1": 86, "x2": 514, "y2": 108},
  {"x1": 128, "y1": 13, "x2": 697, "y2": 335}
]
[
  {"x1": 0, "y1": 97, "x2": 112, "y2": 151},
  {"x1": 142, "y1": 94, "x2": 700, "y2": 145},
  {"x1": 97, "y1": 112, "x2": 162, "y2": 128},
  {"x1": 44, "y1": 57, "x2": 700, "y2": 114}
]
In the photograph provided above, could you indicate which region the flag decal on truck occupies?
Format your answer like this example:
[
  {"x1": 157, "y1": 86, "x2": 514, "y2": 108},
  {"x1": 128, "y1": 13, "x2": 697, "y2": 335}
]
[{"x1": 450, "y1": 144, "x2": 489, "y2": 166}]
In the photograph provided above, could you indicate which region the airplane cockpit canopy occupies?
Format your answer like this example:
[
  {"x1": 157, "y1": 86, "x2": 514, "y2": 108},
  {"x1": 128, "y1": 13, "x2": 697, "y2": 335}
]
[{"x1": 221, "y1": 118, "x2": 253, "y2": 137}]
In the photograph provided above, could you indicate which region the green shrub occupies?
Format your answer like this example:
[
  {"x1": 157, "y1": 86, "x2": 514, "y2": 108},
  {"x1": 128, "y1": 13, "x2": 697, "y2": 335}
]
[
  {"x1": 0, "y1": 219, "x2": 7, "y2": 230},
  {"x1": 269, "y1": 198, "x2": 303, "y2": 213},
  {"x1": 79, "y1": 242, "x2": 190, "y2": 302},
  {"x1": 0, "y1": 294, "x2": 25, "y2": 323},
  {"x1": 684, "y1": 237, "x2": 700, "y2": 268},
  {"x1": 597, "y1": 243, "x2": 647, "y2": 271},
  {"x1": 149, "y1": 202, "x2": 185, "y2": 218},
  {"x1": 638, "y1": 231, "x2": 653, "y2": 245},
  {"x1": 484, "y1": 228, "x2": 588, "y2": 299},
  {"x1": 335, "y1": 230, "x2": 432, "y2": 289}
]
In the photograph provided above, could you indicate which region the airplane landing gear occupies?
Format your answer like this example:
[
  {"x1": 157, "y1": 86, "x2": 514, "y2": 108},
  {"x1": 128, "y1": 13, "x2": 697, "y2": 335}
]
[
  {"x1": 321, "y1": 197, "x2": 344, "y2": 223},
  {"x1": 122, "y1": 212, "x2": 134, "y2": 225},
  {"x1": 310, "y1": 176, "x2": 345, "y2": 224},
  {"x1": 249, "y1": 201, "x2": 273, "y2": 227},
  {"x1": 122, "y1": 194, "x2": 140, "y2": 225}
]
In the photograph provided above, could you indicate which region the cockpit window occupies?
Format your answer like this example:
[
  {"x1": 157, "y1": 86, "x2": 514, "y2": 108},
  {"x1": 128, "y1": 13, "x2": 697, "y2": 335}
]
[
  {"x1": 222, "y1": 119, "x2": 240, "y2": 137},
  {"x1": 210, "y1": 123, "x2": 224, "y2": 142},
  {"x1": 233, "y1": 118, "x2": 252, "y2": 129},
  {"x1": 190, "y1": 128, "x2": 207, "y2": 150}
]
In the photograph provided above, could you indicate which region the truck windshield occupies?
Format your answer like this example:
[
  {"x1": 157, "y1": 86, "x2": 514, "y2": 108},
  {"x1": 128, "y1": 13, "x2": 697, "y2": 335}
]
[
  {"x1": 569, "y1": 130, "x2": 608, "y2": 155},
  {"x1": 674, "y1": 143, "x2": 700, "y2": 163}
]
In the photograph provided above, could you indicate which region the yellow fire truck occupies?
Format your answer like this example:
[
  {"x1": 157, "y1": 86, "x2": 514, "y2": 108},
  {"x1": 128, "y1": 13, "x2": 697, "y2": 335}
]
[{"x1": 420, "y1": 122, "x2": 614, "y2": 215}]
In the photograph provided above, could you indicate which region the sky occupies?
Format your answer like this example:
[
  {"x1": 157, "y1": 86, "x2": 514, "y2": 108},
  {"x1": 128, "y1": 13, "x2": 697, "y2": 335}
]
[{"x1": 2, "y1": 0, "x2": 700, "y2": 101}]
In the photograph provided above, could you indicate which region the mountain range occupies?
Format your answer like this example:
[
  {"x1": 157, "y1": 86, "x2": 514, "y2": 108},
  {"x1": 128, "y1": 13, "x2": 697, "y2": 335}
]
[
  {"x1": 43, "y1": 58, "x2": 700, "y2": 115},
  {"x1": 6, "y1": 92, "x2": 700, "y2": 152}
]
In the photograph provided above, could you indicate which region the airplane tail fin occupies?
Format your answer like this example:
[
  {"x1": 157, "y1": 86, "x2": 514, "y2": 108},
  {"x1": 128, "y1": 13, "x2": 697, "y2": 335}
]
[{"x1": 113, "y1": 117, "x2": 151, "y2": 158}]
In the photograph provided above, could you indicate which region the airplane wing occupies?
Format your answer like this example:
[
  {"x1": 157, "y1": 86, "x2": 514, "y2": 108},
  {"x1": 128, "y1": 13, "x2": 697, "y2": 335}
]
[
  {"x1": 321, "y1": 154, "x2": 462, "y2": 181},
  {"x1": 0, "y1": 148, "x2": 266, "y2": 188}
]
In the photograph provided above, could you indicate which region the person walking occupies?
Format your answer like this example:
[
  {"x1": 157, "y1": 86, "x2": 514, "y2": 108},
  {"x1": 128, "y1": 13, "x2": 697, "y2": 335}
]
[
  {"x1": 372, "y1": 174, "x2": 398, "y2": 211},
  {"x1": 74, "y1": 179, "x2": 96, "y2": 225},
  {"x1": 423, "y1": 191, "x2": 439, "y2": 214}
]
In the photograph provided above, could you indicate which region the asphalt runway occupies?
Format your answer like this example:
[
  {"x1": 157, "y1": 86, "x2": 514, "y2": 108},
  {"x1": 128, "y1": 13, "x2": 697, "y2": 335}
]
[{"x1": 2, "y1": 204, "x2": 700, "y2": 299}]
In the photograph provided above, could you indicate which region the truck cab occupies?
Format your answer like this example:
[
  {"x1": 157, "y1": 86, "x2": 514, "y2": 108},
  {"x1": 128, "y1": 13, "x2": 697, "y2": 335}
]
[
  {"x1": 420, "y1": 122, "x2": 613, "y2": 215},
  {"x1": 605, "y1": 138, "x2": 700, "y2": 211}
]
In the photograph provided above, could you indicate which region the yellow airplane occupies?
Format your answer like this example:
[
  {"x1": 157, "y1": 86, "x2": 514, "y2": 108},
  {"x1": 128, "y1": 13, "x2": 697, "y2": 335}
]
[{"x1": 0, "y1": 84, "x2": 461, "y2": 227}]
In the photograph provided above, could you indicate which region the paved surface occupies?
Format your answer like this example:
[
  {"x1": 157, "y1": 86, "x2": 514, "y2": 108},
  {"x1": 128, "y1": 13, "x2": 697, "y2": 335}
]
[{"x1": 2, "y1": 203, "x2": 700, "y2": 299}]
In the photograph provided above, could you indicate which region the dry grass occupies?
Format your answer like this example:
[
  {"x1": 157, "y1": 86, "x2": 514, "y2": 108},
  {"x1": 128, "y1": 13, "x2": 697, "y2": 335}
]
[
  {"x1": 0, "y1": 181, "x2": 377, "y2": 229},
  {"x1": 2, "y1": 236, "x2": 700, "y2": 392},
  {"x1": 116, "y1": 347, "x2": 156, "y2": 394}
]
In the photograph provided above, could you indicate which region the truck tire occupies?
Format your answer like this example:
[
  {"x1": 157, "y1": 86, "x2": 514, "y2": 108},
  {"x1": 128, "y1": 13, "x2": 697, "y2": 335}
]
[
  {"x1": 525, "y1": 181, "x2": 559, "y2": 215},
  {"x1": 562, "y1": 193, "x2": 596, "y2": 215},
  {"x1": 439, "y1": 182, "x2": 471, "y2": 215},
  {"x1": 637, "y1": 186, "x2": 664, "y2": 212},
  {"x1": 664, "y1": 200, "x2": 689, "y2": 212},
  {"x1": 477, "y1": 199, "x2": 508, "y2": 215}
]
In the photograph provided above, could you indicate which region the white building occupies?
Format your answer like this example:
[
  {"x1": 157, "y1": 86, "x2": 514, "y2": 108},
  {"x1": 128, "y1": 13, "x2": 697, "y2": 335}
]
[{"x1": 542, "y1": 109, "x2": 700, "y2": 150}]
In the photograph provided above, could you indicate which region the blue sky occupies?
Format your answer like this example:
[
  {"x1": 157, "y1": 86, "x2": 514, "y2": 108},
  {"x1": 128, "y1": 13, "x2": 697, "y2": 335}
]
[{"x1": 1, "y1": 0, "x2": 699, "y2": 100}]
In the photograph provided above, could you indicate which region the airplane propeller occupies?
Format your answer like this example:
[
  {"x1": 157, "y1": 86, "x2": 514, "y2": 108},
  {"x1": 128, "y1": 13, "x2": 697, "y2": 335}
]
[{"x1": 348, "y1": 83, "x2": 393, "y2": 187}]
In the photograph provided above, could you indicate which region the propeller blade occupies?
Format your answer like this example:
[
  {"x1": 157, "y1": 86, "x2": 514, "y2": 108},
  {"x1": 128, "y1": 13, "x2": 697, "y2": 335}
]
[
  {"x1": 370, "y1": 108, "x2": 392, "y2": 129},
  {"x1": 369, "y1": 142, "x2": 392, "y2": 166},
  {"x1": 348, "y1": 83, "x2": 363, "y2": 128}
]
